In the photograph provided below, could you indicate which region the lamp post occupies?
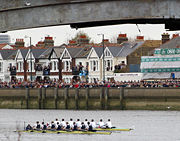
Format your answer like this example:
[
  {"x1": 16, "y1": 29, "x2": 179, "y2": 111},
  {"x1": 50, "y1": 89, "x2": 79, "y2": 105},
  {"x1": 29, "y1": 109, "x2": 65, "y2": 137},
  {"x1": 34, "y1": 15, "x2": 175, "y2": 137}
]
[
  {"x1": 98, "y1": 34, "x2": 105, "y2": 83},
  {"x1": 25, "y1": 36, "x2": 32, "y2": 82}
]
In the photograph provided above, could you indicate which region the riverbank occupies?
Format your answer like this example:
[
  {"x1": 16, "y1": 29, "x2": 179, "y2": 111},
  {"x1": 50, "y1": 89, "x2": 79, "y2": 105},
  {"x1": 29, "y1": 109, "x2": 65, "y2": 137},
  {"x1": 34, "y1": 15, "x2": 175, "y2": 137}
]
[{"x1": 0, "y1": 88, "x2": 180, "y2": 110}]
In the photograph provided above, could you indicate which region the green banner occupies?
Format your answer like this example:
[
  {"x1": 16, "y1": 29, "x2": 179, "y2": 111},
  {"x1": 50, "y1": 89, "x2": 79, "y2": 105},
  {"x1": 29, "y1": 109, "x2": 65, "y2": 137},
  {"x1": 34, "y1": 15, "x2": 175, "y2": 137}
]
[
  {"x1": 154, "y1": 48, "x2": 180, "y2": 55},
  {"x1": 141, "y1": 57, "x2": 180, "y2": 62},
  {"x1": 141, "y1": 68, "x2": 180, "y2": 73}
]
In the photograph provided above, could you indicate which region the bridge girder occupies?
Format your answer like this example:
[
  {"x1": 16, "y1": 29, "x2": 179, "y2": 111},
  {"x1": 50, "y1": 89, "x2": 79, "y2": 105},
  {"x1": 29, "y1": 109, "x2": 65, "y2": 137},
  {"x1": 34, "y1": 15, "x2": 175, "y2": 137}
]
[{"x1": 0, "y1": 0, "x2": 180, "y2": 32}]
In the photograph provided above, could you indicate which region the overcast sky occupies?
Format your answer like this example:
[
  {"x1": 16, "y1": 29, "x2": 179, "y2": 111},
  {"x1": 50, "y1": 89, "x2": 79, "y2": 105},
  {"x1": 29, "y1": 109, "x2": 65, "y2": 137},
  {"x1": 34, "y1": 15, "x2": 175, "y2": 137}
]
[{"x1": 2, "y1": 24, "x2": 180, "y2": 46}]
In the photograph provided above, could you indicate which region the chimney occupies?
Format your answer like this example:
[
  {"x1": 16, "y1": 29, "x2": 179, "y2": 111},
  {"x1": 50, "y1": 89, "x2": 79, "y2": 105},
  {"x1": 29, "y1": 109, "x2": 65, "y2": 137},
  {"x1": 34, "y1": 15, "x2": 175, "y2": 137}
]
[
  {"x1": 36, "y1": 41, "x2": 44, "y2": 48},
  {"x1": 69, "y1": 40, "x2": 77, "y2": 46},
  {"x1": 117, "y1": 34, "x2": 128, "y2": 44},
  {"x1": 161, "y1": 33, "x2": 170, "y2": 44},
  {"x1": 172, "y1": 34, "x2": 179, "y2": 39},
  {"x1": 15, "y1": 39, "x2": 25, "y2": 48},
  {"x1": 77, "y1": 35, "x2": 89, "y2": 45},
  {"x1": 44, "y1": 36, "x2": 54, "y2": 47},
  {"x1": 103, "y1": 39, "x2": 110, "y2": 44},
  {"x1": 136, "y1": 36, "x2": 144, "y2": 41}
]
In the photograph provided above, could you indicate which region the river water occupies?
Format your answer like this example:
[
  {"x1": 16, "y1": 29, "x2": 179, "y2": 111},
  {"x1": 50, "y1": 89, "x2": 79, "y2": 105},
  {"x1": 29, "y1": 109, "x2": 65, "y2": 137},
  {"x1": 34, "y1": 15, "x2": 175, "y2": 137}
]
[{"x1": 0, "y1": 109, "x2": 179, "y2": 141}]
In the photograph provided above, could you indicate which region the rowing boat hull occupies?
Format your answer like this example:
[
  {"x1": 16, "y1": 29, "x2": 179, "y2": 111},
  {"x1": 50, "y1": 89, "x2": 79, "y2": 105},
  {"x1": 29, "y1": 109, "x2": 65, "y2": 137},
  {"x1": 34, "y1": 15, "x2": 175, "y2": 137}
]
[
  {"x1": 94, "y1": 128, "x2": 132, "y2": 131},
  {"x1": 17, "y1": 130, "x2": 111, "y2": 135}
]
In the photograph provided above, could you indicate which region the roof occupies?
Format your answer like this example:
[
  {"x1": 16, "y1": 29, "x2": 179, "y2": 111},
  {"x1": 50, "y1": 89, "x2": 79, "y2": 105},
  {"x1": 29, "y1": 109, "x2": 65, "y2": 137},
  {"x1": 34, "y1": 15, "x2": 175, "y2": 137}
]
[
  {"x1": 160, "y1": 37, "x2": 180, "y2": 49},
  {"x1": 107, "y1": 41, "x2": 144, "y2": 57},
  {"x1": 0, "y1": 50, "x2": 17, "y2": 60},
  {"x1": 38, "y1": 48, "x2": 53, "y2": 59},
  {"x1": 66, "y1": 47, "x2": 83, "y2": 58},
  {"x1": 93, "y1": 47, "x2": 104, "y2": 58},
  {"x1": 31, "y1": 48, "x2": 48, "y2": 58},
  {"x1": 20, "y1": 49, "x2": 29, "y2": 59},
  {"x1": 75, "y1": 47, "x2": 91, "y2": 58},
  {"x1": 0, "y1": 43, "x2": 13, "y2": 50},
  {"x1": 53, "y1": 46, "x2": 65, "y2": 58}
]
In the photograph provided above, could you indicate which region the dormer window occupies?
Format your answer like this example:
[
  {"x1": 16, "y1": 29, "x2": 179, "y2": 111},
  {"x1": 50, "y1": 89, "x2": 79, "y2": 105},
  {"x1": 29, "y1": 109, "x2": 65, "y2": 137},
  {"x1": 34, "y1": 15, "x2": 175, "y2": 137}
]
[
  {"x1": 64, "y1": 50, "x2": 69, "y2": 57},
  {"x1": 105, "y1": 50, "x2": 111, "y2": 57}
]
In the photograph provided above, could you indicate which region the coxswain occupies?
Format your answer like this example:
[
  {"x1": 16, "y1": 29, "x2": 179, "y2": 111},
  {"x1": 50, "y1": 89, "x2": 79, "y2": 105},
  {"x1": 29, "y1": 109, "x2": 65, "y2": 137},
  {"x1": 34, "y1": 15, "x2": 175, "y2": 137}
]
[
  {"x1": 98, "y1": 119, "x2": 105, "y2": 128},
  {"x1": 90, "y1": 119, "x2": 96, "y2": 128},
  {"x1": 47, "y1": 122, "x2": 51, "y2": 130},
  {"x1": 26, "y1": 124, "x2": 32, "y2": 131},
  {"x1": 42, "y1": 122, "x2": 47, "y2": 130},
  {"x1": 60, "y1": 119, "x2": 66, "y2": 130},
  {"x1": 51, "y1": 121, "x2": 56, "y2": 130},
  {"x1": 69, "y1": 118, "x2": 74, "y2": 129},
  {"x1": 56, "y1": 122, "x2": 62, "y2": 131},
  {"x1": 73, "y1": 122, "x2": 77, "y2": 131},
  {"x1": 81, "y1": 122, "x2": 86, "y2": 130},
  {"x1": 105, "y1": 119, "x2": 112, "y2": 128},
  {"x1": 76, "y1": 119, "x2": 81, "y2": 129},
  {"x1": 66, "y1": 122, "x2": 71, "y2": 130},
  {"x1": 36, "y1": 121, "x2": 41, "y2": 130}
]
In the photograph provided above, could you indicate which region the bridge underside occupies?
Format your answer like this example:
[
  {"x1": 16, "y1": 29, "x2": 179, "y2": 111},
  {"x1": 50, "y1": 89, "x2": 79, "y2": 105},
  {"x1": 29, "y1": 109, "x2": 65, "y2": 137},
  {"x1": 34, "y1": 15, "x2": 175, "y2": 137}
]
[
  {"x1": 71, "y1": 19, "x2": 180, "y2": 31},
  {"x1": 0, "y1": 0, "x2": 180, "y2": 32}
]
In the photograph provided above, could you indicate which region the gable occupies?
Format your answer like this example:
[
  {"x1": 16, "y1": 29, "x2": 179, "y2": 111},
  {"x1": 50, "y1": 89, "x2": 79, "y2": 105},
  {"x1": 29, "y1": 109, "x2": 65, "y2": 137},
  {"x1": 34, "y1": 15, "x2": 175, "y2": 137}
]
[
  {"x1": 61, "y1": 48, "x2": 71, "y2": 59},
  {"x1": 88, "y1": 48, "x2": 99, "y2": 59},
  {"x1": 50, "y1": 51, "x2": 58, "y2": 59},
  {"x1": 16, "y1": 51, "x2": 23, "y2": 60},
  {"x1": 2, "y1": 44, "x2": 13, "y2": 49},
  {"x1": 26, "y1": 51, "x2": 35, "y2": 60},
  {"x1": 104, "y1": 48, "x2": 112, "y2": 58}
]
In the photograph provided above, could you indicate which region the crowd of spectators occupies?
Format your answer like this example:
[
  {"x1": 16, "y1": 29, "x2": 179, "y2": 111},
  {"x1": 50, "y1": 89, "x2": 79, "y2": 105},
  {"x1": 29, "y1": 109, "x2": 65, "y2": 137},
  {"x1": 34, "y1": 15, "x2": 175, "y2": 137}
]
[{"x1": 0, "y1": 79, "x2": 180, "y2": 88}]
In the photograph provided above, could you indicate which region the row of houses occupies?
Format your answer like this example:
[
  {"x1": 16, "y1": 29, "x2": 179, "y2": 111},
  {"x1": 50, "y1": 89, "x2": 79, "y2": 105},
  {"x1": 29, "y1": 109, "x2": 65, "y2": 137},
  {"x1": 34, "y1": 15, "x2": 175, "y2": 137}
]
[{"x1": 0, "y1": 34, "x2": 162, "y2": 82}]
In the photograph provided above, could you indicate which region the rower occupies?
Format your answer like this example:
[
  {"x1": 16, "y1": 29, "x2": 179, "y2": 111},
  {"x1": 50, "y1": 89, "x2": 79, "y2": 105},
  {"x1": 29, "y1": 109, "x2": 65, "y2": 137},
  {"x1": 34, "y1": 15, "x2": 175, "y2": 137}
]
[
  {"x1": 36, "y1": 121, "x2": 41, "y2": 130},
  {"x1": 73, "y1": 122, "x2": 77, "y2": 131},
  {"x1": 51, "y1": 121, "x2": 56, "y2": 130},
  {"x1": 76, "y1": 119, "x2": 81, "y2": 129},
  {"x1": 66, "y1": 122, "x2": 70, "y2": 130},
  {"x1": 90, "y1": 119, "x2": 96, "y2": 128},
  {"x1": 60, "y1": 119, "x2": 66, "y2": 129},
  {"x1": 26, "y1": 124, "x2": 32, "y2": 131},
  {"x1": 87, "y1": 122, "x2": 93, "y2": 131},
  {"x1": 81, "y1": 122, "x2": 86, "y2": 130},
  {"x1": 42, "y1": 122, "x2": 47, "y2": 130},
  {"x1": 56, "y1": 122, "x2": 62, "y2": 131},
  {"x1": 69, "y1": 118, "x2": 74, "y2": 129},
  {"x1": 54, "y1": 118, "x2": 59, "y2": 126},
  {"x1": 105, "y1": 119, "x2": 112, "y2": 128},
  {"x1": 84, "y1": 119, "x2": 88, "y2": 127},
  {"x1": 98, "y1": 119, "x2": 105, "y2": 128}
]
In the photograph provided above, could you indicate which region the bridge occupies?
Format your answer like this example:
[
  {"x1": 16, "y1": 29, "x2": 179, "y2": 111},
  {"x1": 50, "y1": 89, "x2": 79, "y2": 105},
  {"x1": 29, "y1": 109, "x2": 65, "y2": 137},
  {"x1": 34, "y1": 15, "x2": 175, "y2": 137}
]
[{"x1": 1, "y1": 0, "x2": 180, "y2": 32}]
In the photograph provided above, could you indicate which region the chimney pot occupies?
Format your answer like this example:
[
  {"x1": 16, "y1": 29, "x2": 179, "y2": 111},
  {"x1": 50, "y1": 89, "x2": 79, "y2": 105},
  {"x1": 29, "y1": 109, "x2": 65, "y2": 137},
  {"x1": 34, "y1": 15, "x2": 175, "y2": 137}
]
[{"x1": 172, "y1": 34, "x2": 179, "y2": 39}]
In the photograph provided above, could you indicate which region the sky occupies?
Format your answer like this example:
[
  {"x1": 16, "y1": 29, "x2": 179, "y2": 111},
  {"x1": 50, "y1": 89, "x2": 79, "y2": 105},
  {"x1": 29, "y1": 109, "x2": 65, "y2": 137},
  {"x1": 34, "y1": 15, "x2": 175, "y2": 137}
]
[{"x1": 1, "y1": 24, "x2": 180, "y2": 46}]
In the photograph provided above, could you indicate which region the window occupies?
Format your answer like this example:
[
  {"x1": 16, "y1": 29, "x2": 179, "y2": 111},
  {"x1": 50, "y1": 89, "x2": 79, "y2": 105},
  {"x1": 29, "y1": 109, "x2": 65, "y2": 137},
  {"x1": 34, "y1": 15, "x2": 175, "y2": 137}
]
[
  {"x1": 90, "y1": 60, "x2": 98, "y2": 71},
  {"x1": 64, "y1": 61, "x2": 71, "y2": 71},
  {"x1": 54, "y1": 61, "x2": 56, "y2": 71},
  {"x1": 64, "y1": 50, "x2": 69, "y2": 57},
  {"x1": 105, "y1": 60, "x2": 113, "y2": 71},
  {"x1": 105, "y1": 50, "x2": 110, "y2": 57}
]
